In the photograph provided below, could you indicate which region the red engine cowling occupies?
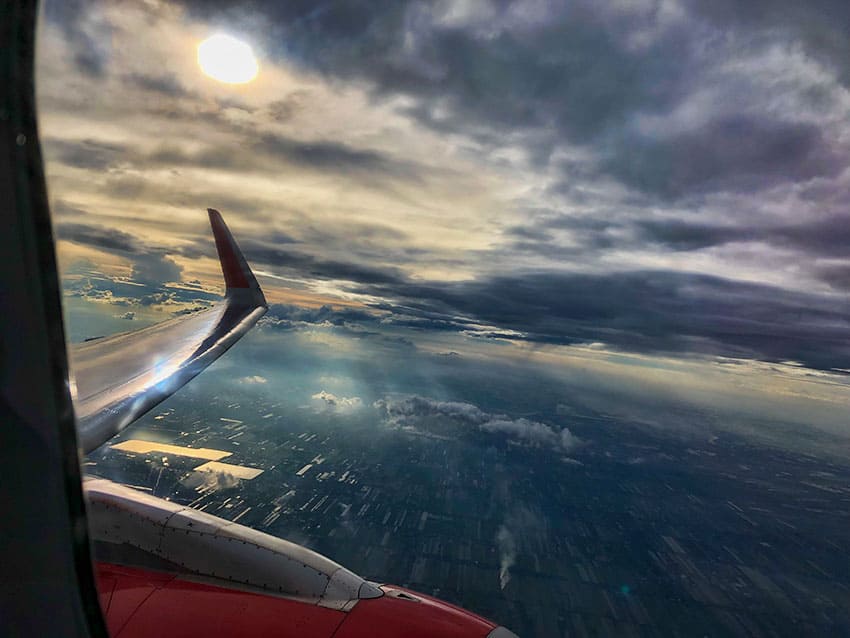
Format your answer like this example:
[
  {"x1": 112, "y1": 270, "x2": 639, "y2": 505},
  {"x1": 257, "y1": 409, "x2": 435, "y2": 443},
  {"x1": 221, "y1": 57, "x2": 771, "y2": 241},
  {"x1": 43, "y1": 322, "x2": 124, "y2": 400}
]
[
  {"x1": 96, "y1": 563, "x2": 517, "y2": 638},
  {"x1": 89, "y1": 479, "x2": 518, "y2": 637}
]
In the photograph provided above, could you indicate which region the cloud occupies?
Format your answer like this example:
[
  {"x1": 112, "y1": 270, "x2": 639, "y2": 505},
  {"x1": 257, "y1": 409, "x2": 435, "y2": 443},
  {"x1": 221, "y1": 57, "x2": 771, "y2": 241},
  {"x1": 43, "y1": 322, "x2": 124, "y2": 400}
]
[
  {"x1": 56, "y1": 220, "x2": 184, "y2": 288},
  {"x1": 129, "y1": 253, "x2": 182, "y2": 286},
  {"x1": 816, "y1": 264, "x2": 850, "y2": 291},
  {"x1": 259, "y1": 304, "x2": 380, "y2": 331},
  {"x1": 57, "y1": 221, "x2": 144, "y2": 254},
  {"x1": 240, "y1": 375, "x2": 268, "y2": 384},
  {"x1": 180, "y1": 1, "x2": 669, "y2": 142},
  {"x1": 605, "y1": 117, "x2": 841, "y2": 198},
  {"x1": 43, "y1": 0, "x2": 113, "y2": 76},
  {"x1": 637, "y1": 214, "x2": 850, "y2": 256},
  {"x1": 357, "y1": 269, "x2": 850, "y2": 372},
  {"x1": 312, "y1": 390, "x2": 363, "y2": 411},
  {"x1": 240, "y1": 240, "x2": 406, "y2": 286},
  {"x1": 374, "y1": 395, "x2": 576, "y2": 452},
  {"x1": 137, "y1": 292, "x2": 178, "y2": 307},
  {"x1": 45, "y1": 138, "x2": 128, "y2": 170},
  {"x1": 255, "y1": 133, "x2": 422, "y2": 181},
  {"x1": 685, "y1": 0, "x2": 850, "y2": 85},
  {"x1": 173, "y1": 0, "x2": 850, "y2": 201},
  {"x1": 142, "y1": 132, "x2": 426, "y2": 184},
  {"x1": 482, "y1": 418, "x2": 579, "y2": 451},
  {"x1": 123, "y1": 71, "x2": 194, "y2": 98},
  {"x1": 41, "y1": 0, "x2": 850, "y2": 381},
  {"x1": 266, "y1": 91, "x2": 309, "y2": 122}
]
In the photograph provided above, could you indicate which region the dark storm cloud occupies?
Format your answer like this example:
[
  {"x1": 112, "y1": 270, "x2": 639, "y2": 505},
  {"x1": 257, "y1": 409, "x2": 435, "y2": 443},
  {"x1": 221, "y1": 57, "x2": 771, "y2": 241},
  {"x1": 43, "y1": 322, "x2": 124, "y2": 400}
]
[
  {"x1": 173, "y1": 0, "x2": 850, "y2": 199},
  {"x1": 685, "y1": 0, "x2": 850, "y2": 84},
  {"x1": 143, "y1": 133, "x2": 423, "y2": 184},
  {"x1": 255, "y1": 133, "x2": 421, "y2": 180},
  {"x1": 48, "y1": 0, "x2": 850, "y2": 201},
  {"x1": 771, "y1": 216, "x2": 850, "y2": 257},
  {"x1": 638, "y1": 215, "x2": 850, "y2": 256},
  {"x1": 504, "y1": 210, "x2": 850, "y2": 261},
  {"x1": 815, "y1": 265, "x2": 850, "y2": 291},
  {"x1": 355, "y1": 270, "x2": 850, "y2": 371},
  {"x1": 57, "y1": 221, "x2": 184, "y2": 286},
  {"x1": 61, "y1": 216, "x2": 850, "y2": 370},
  {"x1": 636, "y1": 220, "x2": 746, "y2": 251},
  {"x1": 44, "y1": 1, "x2": 850, "y2": 376},
  {"x1": 380, "y1": 14, "x2": 660, "y2": 146},
  {"x1": 181, "y1": 1, "x2": 680, "y2": 144},
  {"x1": 57, "y1": 221, "x2": 145, "y2": 254},
  {"x1": 604, "y1": 117, "x2": 842, "y2": 198},
  {"x1": 504, "y1": 214, "x2": 619, "y2": 257},
  {"x1": 240, "y1": 238, "x2": 406, "y2": 285}
]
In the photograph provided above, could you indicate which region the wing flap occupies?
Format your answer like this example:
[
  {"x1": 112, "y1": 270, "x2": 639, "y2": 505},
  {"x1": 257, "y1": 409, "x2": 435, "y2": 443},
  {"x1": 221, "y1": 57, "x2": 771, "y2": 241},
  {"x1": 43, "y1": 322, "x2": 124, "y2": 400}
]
[{"x1": 71, "y1": 210, "x2": 267, "y2": 453}]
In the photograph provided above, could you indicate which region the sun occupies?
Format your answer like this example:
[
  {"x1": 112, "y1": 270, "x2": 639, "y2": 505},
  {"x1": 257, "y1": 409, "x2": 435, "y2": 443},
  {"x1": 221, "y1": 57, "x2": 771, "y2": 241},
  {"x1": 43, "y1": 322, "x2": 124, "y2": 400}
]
[{"x1": 197, "y1": 34, "x2": 259, "y2": 84}]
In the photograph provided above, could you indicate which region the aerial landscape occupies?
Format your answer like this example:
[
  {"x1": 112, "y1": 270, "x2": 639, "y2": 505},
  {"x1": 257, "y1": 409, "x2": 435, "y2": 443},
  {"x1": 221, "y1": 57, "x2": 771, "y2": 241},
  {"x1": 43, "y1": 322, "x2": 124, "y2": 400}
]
[
  {"x1": 38, "y1": 1, "x2": 850, "y2": 636},
  {"x1": 72, "y1": 303, "x2": 850, "y2": 637}
]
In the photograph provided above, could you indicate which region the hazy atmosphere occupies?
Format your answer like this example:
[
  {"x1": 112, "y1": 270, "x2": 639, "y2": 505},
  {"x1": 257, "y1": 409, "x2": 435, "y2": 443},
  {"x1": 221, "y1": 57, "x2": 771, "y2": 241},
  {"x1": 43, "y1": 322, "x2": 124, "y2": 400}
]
[{"x1": 38, "y1": 1, "x2": 850, "y2": 635}]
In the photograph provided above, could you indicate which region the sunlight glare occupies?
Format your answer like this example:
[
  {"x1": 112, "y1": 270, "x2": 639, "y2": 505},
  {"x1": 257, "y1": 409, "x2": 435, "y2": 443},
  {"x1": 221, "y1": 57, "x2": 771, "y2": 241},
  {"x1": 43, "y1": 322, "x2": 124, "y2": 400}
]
[{"x1": 197, "y1": 33, "x2": 259, "y2": 84}]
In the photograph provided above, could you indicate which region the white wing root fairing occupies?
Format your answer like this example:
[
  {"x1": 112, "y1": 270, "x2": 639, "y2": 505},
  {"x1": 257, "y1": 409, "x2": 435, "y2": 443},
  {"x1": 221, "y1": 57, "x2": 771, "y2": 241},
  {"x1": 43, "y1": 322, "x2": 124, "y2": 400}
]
[{"x1": 71, "y1": 209, "x2": 267, "y2": 454}]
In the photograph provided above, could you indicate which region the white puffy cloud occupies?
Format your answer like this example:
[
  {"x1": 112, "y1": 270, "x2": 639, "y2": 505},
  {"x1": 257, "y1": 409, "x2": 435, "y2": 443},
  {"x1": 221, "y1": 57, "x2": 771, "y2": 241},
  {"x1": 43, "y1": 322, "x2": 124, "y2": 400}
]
[
  {"x1": 374, "y1": 395, "x2": 577, "y2": 452},
  {"x1": 312, "y1": 390, "x2": 363, "y2": 412},
  {"x1": 240, "y1": 375, "x2": 268, "y2": 384}
]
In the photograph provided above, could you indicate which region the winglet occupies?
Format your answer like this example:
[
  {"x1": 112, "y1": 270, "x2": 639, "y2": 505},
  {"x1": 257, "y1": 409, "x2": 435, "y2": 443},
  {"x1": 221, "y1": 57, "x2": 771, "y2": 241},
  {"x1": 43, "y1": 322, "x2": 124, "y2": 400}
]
[
  {"x1": 72, "y1": 210, "x2": 268, "y2": 453},
  {"x1": 208, "y1": 208, "x2": 267, "y2": 307}
]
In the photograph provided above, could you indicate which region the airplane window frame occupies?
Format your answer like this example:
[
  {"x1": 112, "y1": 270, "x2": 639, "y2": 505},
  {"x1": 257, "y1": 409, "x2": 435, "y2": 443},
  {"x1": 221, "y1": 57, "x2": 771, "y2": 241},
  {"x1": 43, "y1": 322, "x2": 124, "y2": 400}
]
[{"x1": 0, "y1": 1, "x2": 107, "y2": 635}]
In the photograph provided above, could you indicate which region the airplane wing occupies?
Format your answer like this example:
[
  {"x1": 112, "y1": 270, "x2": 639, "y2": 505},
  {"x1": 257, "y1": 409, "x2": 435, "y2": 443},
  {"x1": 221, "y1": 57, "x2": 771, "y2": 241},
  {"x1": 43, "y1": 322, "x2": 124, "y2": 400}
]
[
  {"x1": 70, "y1": 209, "x2": 267, "y2": 454},
  {"x1": 66, "y1": 209, "x2": 519, "y2": 637}
]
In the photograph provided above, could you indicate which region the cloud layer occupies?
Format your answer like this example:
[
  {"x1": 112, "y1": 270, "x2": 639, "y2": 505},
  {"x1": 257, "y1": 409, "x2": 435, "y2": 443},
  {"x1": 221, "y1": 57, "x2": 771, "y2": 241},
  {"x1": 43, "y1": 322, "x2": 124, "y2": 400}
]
[
  {"x1": 375, "y1": 395, "x2": 576, "y2": 452},
  {"x1": 38, "y1": 0, "x2": 850, "y2": 376}
]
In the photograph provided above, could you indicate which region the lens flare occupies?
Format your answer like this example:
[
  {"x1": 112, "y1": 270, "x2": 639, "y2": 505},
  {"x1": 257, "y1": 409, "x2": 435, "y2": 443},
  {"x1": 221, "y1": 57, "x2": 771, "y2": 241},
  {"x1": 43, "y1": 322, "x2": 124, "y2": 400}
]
[{"x1": 198, "y1": 34, "x2": 259, "y2": 84}]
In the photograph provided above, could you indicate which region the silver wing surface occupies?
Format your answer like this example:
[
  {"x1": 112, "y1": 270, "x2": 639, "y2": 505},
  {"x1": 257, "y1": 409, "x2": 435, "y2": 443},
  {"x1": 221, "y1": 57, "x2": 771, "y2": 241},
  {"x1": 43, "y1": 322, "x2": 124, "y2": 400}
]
[{"x1": 70, "y1": 209, "x2": 267, "y2": 454}]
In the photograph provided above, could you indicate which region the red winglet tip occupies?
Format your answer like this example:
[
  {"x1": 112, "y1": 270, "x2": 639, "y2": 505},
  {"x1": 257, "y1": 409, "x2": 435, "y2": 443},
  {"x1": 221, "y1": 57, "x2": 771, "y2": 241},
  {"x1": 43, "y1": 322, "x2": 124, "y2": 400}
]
[{"x1": 208, "y1": 209, "x2": 251, "y2": 290}]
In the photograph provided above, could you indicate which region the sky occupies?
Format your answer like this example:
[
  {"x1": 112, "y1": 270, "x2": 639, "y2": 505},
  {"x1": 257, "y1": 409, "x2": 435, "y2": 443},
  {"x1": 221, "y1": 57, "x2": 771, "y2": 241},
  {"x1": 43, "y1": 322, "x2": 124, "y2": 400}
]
[{"x1": 36, "y1": 0, "x2": 850, "y2": 447}]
